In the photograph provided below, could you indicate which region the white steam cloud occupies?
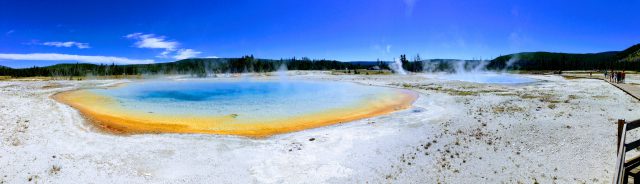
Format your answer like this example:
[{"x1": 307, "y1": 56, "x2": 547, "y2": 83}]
[{"x1": 388, "y1": 58, "x2": 407, "y2": 75}]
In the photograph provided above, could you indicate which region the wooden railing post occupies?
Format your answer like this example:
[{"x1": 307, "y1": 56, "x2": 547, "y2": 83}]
[{"x1": 619, "y1": 119, "x2": 626, "y2": 154}]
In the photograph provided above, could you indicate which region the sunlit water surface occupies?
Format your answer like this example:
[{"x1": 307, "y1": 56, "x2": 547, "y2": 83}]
[
  {"x1": 426, "y1": 72, "x2": 537, "y2": 84},
  {"x1": 89, "y1": 80, "x2": 408, "y2": 122}
]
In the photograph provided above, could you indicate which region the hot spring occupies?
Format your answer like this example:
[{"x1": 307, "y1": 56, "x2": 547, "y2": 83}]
[
  {"x1": 426, "y1": 72, "x2": 536, "y2": 84},
  {"x1": 55, "y1": 80, "x2": 417, "y2": 137}
]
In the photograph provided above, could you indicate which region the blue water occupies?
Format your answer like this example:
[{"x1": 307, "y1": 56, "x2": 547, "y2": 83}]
[
  {"x1": 90, "y1": 80, "x2": 399, "y2": 120},
  {"x1": 431, "y1": 72, "x2": 536, "y2": 84}
]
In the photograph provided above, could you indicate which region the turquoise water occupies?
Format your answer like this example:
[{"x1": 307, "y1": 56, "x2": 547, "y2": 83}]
[
  {"x1": 90, "y1": 80, "x2": 400, "y2": 120},
  {"x1": 431, "y1": 73, "x2": 536, "y2": 84}
]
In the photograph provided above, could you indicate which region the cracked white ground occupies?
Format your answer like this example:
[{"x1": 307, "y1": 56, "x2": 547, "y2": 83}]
[{"x1": 1, "y1": 72, "x2": 639, "y2": 183}]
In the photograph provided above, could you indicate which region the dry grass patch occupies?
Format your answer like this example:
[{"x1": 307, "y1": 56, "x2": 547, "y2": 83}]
[
  {"x1": 331, "y1": 69, "x2": 392, "y2": 75},
  {"x1": 561, "y1": 75, "x2": 583, "y2": 80},
  {"x1": 592, "y1": 95, "x2": 608, "y2": 99},
  {"x1": 492, "y1": 104, "x2": 525, "y2": 113},
  {"x1": 520, "y1": 94, "x2": 538, "y2": 99},
  {"x1": 539, "y1": 95, "x2": 563, "y2": 103},
  {"x1": 49, "y1": 165, "x2": 61, "y2": 175},
  {"x1": 444, "y1": 89, "x2": 477, "y2": 96},
  {"x1": 415, "y1": 85, "x2": 478, "y2": 96},
  {"x1": 438, "y1": 89, "x2": 478, "y2": 96},
  {"x1": 41, "y1": 83, "x2": 65, "y2": 89},
  {"x1": 495, "y1": 93, "x2": 518, "y2": 96},
  {"x1": 519, "y1": 92, "x2": 569, "y2": 103}
]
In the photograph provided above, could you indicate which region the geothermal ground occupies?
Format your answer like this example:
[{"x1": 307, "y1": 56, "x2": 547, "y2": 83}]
[{"x1": 1, "y1": 71, "x2": 639, "y2": 183}]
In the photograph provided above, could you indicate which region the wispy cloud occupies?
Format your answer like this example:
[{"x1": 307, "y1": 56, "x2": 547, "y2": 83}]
[
  {"x1": 403, "y1": 0, "x2": 418, "y2": 16},
  {"x1": 0, "y1": 53, "x2": 154, "y2": 64},
  {"x1": 42, "y1": 41, "x2": 90, "y2": 49},
  {"x1": 173, "y1": 49, "x2": 202, "y2": 60},
  {"x1": 439, "y1": 37, "x2": 467, "y2": 49},
  {"x1": 22, "y1": 40, "x2": 91, "y2": 49},
  {"x1": 125, "y1": 33, "x2": 202, "y2": 59},
  {"x1": 5, "y1": 30, "x2": 15, "y2": 36},
  {"x1": 508, "y1": 30, "x2": 532, "y2": 50},
  {"x1": 125, "y1": 33, "x2": 179, "y2": 57},
  {"x1": 372, "y1": 44, "x2": 392, "y2": 54},
  {"x1": 511, "y1": 6, "x2": 520, "y2": 17},
  {"x1": 125, "y1": 33, "x2": 178, "y2": 50}
]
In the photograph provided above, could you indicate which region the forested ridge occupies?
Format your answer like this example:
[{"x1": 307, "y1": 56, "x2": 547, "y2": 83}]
[
  {"x1": 1, "y1": 44, "x2": 639, "y2": 77},
  {"x1": 488, "y1": 51, "x2": 620, "y2": 71},
  {"x1": 0, "y1": 56, "x2": 381, "y2": 77},
  {"x1": 487, "y1": 43, "x2": 640, "y2": 71}
]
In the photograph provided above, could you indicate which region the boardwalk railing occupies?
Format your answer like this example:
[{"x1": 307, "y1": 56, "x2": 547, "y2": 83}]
[{"x1": 614, "y1": 119, "x2": 640, "y2": 184}]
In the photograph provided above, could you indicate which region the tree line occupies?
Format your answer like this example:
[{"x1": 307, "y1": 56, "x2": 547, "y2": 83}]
[
  {"x1": 486, "y1": 51, "x2": 640, "y2": 71},
  {"x1": 1, "y1": 43, "x2": 639, "y2": 77},
  {"x1": 0, "y1": 56, "x2": 380, "y2": 78}
]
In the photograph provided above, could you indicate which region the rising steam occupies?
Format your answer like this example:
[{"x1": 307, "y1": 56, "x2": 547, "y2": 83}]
[{"x1": 388, "y1": 58, "x2": 407, "y2": 75}]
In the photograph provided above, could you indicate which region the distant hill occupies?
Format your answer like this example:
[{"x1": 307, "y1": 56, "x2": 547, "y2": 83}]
[
  {"x1": 0, "y1": 65, "x2": 16, "y2": 76},
  {"x1": 487, "y1": 43, "x2": 640, "y2": 71},
  {"x1": 620, "y1": 43, "x2": 640, "y2": 62},
  {"x1": 623, "y1": 52, "x2": 640, "y2": 62},
  {"x1": 488, "y1": 51, "x2": 618, "y2": 70}
]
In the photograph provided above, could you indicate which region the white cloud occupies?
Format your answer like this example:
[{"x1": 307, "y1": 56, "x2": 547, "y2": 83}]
[
  {"x1": 5, "y1": 30, "x2": 14, "y2": 36},
  {"x1": 386, "y1": 44, "x2": 392, "y2": 53},
  {"x1": 42, "y1": 41, "x2": 90, "y2": 49},
  {"x1": 0, "y1": 53, "x2": 154, "y2": 64},
  {"x1": 204, "y1": 56, "x2": 219, "y2": 58},
  {"x1": 173, "y1": 49, "x2": 202, "y2": 60},
  {"x1": 125, "y1": 33, "x2": 205, "y2": 60},
  {"x1": 159, "y1": 50, "x2": 172, "y2": 58},
  {"x1": 125, "y1": 33, "x2": 178, "y2": 52}
]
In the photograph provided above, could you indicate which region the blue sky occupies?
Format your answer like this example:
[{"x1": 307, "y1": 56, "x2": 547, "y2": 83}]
[{"x1": 1, "y1": 0, "x2": 639, "y2": 68}]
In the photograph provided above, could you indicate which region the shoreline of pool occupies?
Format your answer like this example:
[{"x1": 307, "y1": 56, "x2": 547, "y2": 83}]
[{"x1": 52, "y1": 80, "x2": 419, "y2": 138}]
